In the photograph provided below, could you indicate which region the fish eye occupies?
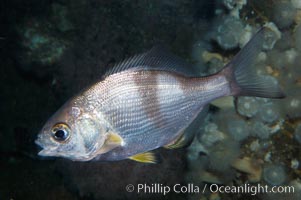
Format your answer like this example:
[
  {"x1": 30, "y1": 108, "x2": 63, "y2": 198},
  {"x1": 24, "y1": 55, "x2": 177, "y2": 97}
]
[{"x1": 51, "y1": 123, "x2": 70, "y2": 142}]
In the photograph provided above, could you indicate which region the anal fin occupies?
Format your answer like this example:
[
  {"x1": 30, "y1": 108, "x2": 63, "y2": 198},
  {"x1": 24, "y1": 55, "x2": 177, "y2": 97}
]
[
  {"x1": 211, "y1": 96, "x2": 234, "y2": 109},
  {"x1": 165, "y1": 106, "x2": 208, "y2": 150},
  {"x1": 164, "y1": 131, "x2": 187, "y2": 149}
]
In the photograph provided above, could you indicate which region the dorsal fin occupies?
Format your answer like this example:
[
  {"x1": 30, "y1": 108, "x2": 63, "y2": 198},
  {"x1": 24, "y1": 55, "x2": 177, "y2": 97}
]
[{"x1": 103, "y1": 46, "x2": 197, "y2": 78}]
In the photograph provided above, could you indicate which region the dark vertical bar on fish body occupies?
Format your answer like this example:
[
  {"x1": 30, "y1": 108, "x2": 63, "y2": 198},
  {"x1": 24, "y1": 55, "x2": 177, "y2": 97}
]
[
  {"x1": 133, "y1": 71, "x2": 167, "y2": 128},
  {"x1": 180, "y1": 72, "x2": 231, "y2": 105}
]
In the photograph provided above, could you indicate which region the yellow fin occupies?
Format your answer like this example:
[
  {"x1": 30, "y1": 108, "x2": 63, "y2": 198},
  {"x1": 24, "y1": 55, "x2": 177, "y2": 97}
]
[
  {"x1": 106, "y1": 132, "x2": 124, "y2": 146},
  {"x1": 129, "y1": 152, "x2": 157, "y2": 164},
  {"x1": 97, "y1": 132, "x2": 124, "y2": 154},
  {"x1": 211, "y1": 96, "x2": 234, "y2": 109},
  {"x1": 164, "y1": 131, "x2": 187, "y2": 149}
]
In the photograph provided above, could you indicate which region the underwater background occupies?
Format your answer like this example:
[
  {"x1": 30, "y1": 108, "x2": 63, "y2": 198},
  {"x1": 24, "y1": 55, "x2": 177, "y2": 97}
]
[{"x1": 1, "y1": 0, "x2": 301, "y2": 199}]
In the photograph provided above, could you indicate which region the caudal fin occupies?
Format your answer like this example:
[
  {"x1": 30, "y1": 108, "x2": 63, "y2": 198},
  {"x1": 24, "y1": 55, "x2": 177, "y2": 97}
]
[{"x1": 224, "y1": 27, "x2": 285, "y2": 99}]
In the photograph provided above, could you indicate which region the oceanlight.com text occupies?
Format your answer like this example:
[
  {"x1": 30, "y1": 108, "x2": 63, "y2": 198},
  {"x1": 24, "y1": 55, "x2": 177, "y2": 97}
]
[{"x1": 125, "y1": 183, "x2": 295, "y2": 196}]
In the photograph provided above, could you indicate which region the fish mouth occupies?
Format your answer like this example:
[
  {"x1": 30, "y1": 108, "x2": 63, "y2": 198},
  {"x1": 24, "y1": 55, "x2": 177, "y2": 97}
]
[
  {"x1": 35, "y1": 137, "x2": 43, "y2": 148},
  {"x1": 37, "y1": 149, "x2": 55, "y2": 156},
  {"x1": 36, "y1": 146, "x2": 57, "y2": 157},
  {"x1": 35, "y1": 139, "x2": 47, "y2": 156},
  {"x1": 35, "y1": 137, "x2": 56, "y2": 157}
]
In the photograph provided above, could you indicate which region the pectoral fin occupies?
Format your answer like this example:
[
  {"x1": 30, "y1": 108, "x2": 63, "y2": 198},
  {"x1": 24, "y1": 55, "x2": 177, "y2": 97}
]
[
  {"x1": 129, "y1": 152, "x2": 157, "y2": 164},
  {"x1": 106, "y1": 132, "x2": 124, "y2": 145},
  {"x1": 97, "y1": 132, "x2": 124, "y2": 154}
]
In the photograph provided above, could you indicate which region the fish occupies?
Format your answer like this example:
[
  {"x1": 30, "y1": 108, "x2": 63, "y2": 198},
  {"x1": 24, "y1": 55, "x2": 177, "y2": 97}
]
[{"x1": 35, "y1": 28, "x2": 285, "y2": 163}]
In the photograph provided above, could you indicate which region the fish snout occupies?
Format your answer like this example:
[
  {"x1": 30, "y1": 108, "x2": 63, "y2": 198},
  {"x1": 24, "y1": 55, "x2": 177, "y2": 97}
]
[
  {"x1": 35, "y1": 138, "x2": 54, "y2": 156},
  {"x1": 35, "y1": 134, "x2": 44, "y2": 147}
]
